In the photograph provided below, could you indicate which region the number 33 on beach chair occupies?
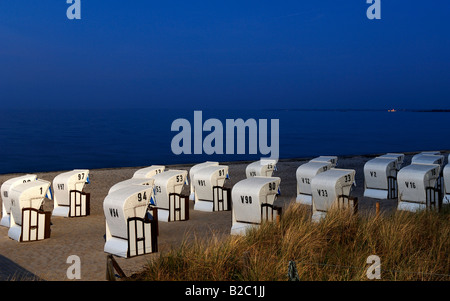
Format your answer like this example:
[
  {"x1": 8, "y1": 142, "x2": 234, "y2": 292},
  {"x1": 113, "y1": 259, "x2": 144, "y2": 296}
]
[
  {"x1": 52, "y1": 169, "x2": 90, "y2": 218},
  {"x1": 311, "y1": 169, "x2": 358, "y2": 222}
]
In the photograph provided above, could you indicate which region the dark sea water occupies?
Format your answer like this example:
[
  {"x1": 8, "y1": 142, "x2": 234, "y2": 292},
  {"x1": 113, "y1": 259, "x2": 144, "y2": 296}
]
[{"x1": 0, "y1": 108, "x2": 449, "y2": 174}]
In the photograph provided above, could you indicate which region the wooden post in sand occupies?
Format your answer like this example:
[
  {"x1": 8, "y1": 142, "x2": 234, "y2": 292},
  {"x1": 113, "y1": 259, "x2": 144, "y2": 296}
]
[
  {"x1": 376, "y1": 202, "x2": 380, "y2": 218},
  {"x1": 106, "y1": 254, "x2": 127, "y2": 281}
]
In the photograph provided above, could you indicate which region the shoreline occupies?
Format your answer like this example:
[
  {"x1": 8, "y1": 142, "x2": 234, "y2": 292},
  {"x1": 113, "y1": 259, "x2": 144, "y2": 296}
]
[
  {"x1": 0, "y1": 151, "x2": 448, "y2": 281},
  {"x1": 2, "y1": 149, "x2": 448, "y2": 176}
]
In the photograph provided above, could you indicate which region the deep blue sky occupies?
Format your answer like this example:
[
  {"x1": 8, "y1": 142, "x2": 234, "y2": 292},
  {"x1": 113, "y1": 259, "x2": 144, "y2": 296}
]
[{"x1": 0, "y1": 1, "x2": 449, "y2": 110}]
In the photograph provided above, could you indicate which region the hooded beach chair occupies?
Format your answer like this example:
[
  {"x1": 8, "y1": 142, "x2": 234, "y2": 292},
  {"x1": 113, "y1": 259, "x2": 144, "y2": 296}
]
[
  {"x1": 108, "y1": 178, "x2": 155, "y2": 195},
  {"x1": 132, "y1": 165, "x2": 165, "y2": 179},
  {"x1": 103, "y1": 185, "x2": 157, "y2": 258},
  {"x1": 8, "y1": 179, "x2": 52, "y2": 242},
  {"x1": 443, "y1": 158, "x2": 450, "y2": 205},
  {"x1": 310, "y1": 156, "x2": 338, "y2": 168},
  {"x1": 245, "y1": 158, "x2": 278, "y2": 178},
  {"x1": 193, "y1": 165, "x2": 231, "y2": 212},
  {"x1": 378, "y1": 153, "x2": 405, "y2": 169},
  {"x1": 311, "y1": 169, "x2": 357, "y2": 222},
  {"x1": 397, "y1": 163, "x2": 442, "y2": 212},
  {"x1": 296, "y1": 161, "x2": 332, "y2": 205},
  {"x1": 52, "y1": 169, "x2": 90, "y2": 217},
  {"x1": 411, "y1": 153, "x2": 445, "y2": 169},
  {"x1": 231, "y1": 176, "x2": 281, "y2": 235},
  {"x1": 363, "y1": 157, "x2": 399, "y2": 199},
  {"x1": 151, "y1": 170, "x2": 189, "y2": 222},
  {"x1": 188, "y1": 161, "x2": 219, "y2": 201},
  {"x1": 1, "y1": 174, "x2": 37, "y2": 228}
]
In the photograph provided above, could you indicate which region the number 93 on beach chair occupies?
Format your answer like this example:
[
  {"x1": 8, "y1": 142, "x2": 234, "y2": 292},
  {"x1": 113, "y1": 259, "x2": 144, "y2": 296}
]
[
  {"x1": 103, "y1": 185, "x2": 158, "y2": 258},
  {"x1": 52, "y1": 169, "x2": 90, "y2": 218},
  {"x1": 231, "y1": 176, "x2": 281, "y2": 235},
  {"x1": 296, "y1": 160, "x2": 333, "y2": 205},
  {"x1": 311, "y1": 169, "x2": 358, "y2": 222},
  {"x1": 8, "y1": 179, "x2": 52, "y2": 242},
  {"x1": 193, "y1": 165, "x2": 231, "y2": 212},
  {"x1": 1, "y1": 174, "x2": 38, "y2": 228}
]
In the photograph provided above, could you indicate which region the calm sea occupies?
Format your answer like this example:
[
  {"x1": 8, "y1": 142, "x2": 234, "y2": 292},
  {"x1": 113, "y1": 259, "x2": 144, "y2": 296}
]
[{"x1": 0, "y1": 109, "x2": 449, "y2": 174}]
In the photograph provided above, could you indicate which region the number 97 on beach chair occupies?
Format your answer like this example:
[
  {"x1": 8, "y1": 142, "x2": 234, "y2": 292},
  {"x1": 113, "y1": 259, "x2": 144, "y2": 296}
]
[{"x1": 52, "y1": 169, "x2": 90, "y2": 218}]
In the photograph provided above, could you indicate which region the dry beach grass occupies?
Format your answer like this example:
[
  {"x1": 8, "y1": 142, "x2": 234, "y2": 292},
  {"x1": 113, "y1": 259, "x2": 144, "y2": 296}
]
[
  {"x1": 0, "y1": 152, "x2": 449, "y2": 281},
  {"x1": 132, "y1": 204, "x2": 449, "y2": 281}
]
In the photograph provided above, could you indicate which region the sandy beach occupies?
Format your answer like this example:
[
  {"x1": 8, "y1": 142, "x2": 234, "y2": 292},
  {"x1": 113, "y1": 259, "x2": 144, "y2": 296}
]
[{"x1": 0, "y1": 151, "x2": 448, "y2": 281}]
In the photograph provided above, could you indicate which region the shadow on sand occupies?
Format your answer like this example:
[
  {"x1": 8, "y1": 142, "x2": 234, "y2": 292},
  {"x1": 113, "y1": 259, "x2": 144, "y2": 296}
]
[{"x1": 0, "y1": 255, "x2": 41, "y2": 281}]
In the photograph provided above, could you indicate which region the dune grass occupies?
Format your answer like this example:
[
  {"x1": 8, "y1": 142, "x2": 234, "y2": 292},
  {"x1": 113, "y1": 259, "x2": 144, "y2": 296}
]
[{"x1": 131, "y1": 204, "x2": 449, "y2": 281}]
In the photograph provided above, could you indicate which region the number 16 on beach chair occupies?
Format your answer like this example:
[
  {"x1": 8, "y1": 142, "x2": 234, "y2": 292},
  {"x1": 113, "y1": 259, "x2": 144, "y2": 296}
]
[
  {"x1": 103, "y1": 185, "x2": 158, "y2": 258},
  {"x1": 8, "y1": 179, "x2": 52, "y2": 242},
  {"x1": 1, "y1": 174, "x2": 38, "y2": 228},
  {"x1": 397, "y1": 163, "x2": 442, "y2": 212},
  {"x1": 231, "y1": 176, "x2": 281, "y2": 235},
  {"x1": 52, "y1": 169, "x2": 90, "y2": 218}
]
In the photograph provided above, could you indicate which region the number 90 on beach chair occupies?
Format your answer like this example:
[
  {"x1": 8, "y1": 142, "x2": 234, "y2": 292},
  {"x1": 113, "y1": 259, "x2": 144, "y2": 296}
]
[
  {"x1": 8, "y1": 179, "x2": 52, "y2": 242},
  {"x1": 52, "y1": 169, "x2": 90, "y2": 218},
  {"x1": 1, "y1": 174, "x2": 38, "y2": 228},
  {"x1": 103, "y1": 185, "x2": 158, "y2": 258},
  {"x1": 231, "y1": 176, "x2": 281, "y2": 235},
  {"x1": 311, "y1": 169, "x2": 357, "y2": 222}
]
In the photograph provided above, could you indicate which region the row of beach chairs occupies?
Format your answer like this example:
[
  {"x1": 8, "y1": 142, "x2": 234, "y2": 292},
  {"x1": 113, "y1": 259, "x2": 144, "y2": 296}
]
[
  {"x1": 1, "y1": 153, "x2": 449, "y2": 260},
  {"x1": 0, "y1": 170, "x2": 90, "y2": 242}
]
